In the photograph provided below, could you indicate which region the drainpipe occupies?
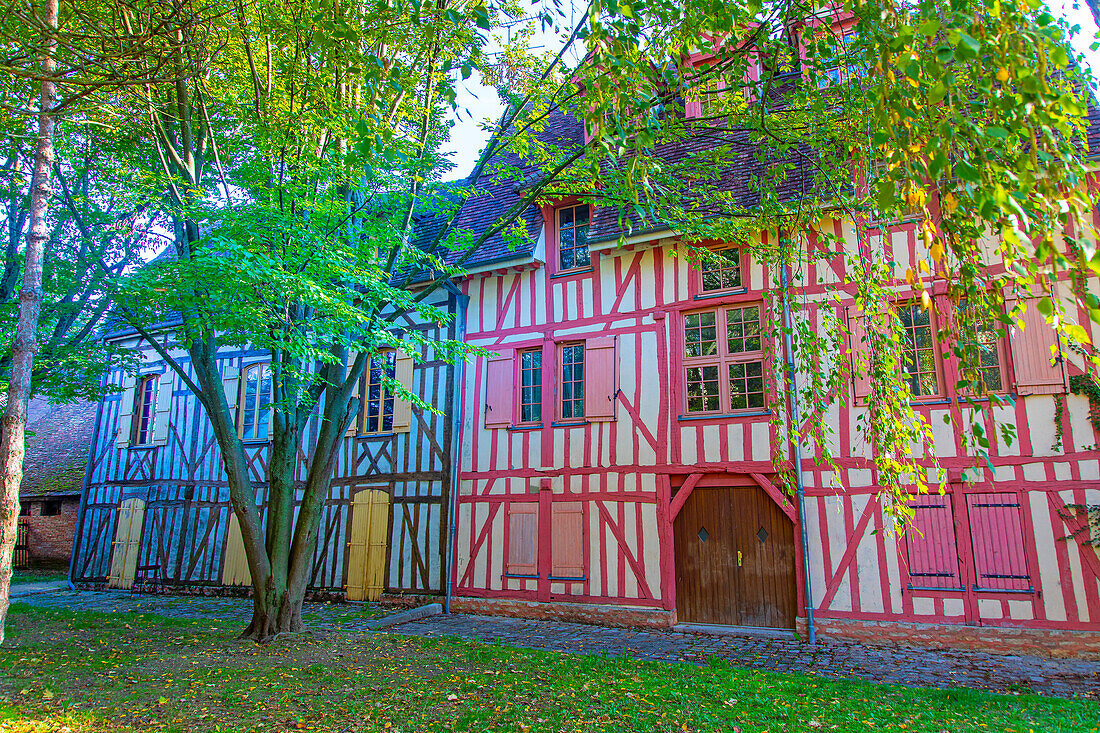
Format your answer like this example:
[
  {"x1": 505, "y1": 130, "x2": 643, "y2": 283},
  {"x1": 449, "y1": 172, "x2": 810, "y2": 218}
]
[
  {"x1": 442, "y1": 279, "x2": 469, "y2": 614},
  {"x1": 68, "y1": 368, "x2": 108, "y2": 590},
  {"x1": 780, "y1": 239, "x2": 816, "y2": 644}
]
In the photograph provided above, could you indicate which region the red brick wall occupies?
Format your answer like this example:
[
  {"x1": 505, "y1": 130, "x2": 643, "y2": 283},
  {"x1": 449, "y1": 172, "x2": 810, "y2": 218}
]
[{"x1": 24, "y1": 497, "x2": 79, "y2": 564}]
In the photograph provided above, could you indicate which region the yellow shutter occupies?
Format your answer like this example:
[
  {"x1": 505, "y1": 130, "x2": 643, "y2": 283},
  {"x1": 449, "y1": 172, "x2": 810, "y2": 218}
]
[
  {"x1": 222, "y1": 363, "x2": 240, "y2": 432},
  {"x1": 115, "y1": 374, "x2": 137, "y2": 448},
  {"x1": 151, "y1": 371, "x2": 174, "y2": 446},
  {"x1": 346, "y1": 489, "x2": 390, "y2": 601},
  {"x1": 108, "y1": 498, "x2": 144, "y2": 589},
  {"x1": 221, "y1": 512, "x2": 252, "y2": 586},
  {"x1": 346, "y1": 351, "x2": 360, "y2": 437},
  {"x1": 392, "y1": 350, "x2": 414, "y2": 434}
]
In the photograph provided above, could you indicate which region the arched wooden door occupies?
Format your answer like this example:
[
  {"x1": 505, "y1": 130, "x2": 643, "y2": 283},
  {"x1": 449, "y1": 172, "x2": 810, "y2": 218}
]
[
  {"x1": 346, "y1": 489, "x2": 391, "y2": 601},
  {"x1": 674, "y1": 483, "x2": 796, "y2": 628},
  {"x1": 107, "y1": 498, "x2": 145, "y2": 589}
]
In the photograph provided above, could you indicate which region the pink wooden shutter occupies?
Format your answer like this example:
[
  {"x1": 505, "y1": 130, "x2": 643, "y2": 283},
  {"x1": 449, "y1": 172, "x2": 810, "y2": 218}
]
[
  {"x1": 550, "y1": 501, "x2": 584, "y2": 579},
  {"x1": 846, "y1": 306, "x2": 871, "y2": 401},
  {"x1": 966, "y1": 493, "x2": 1031, "y2": 591},
  {"x1": 506, "y1": 502, "x2": 538, "y2": 576},
  {"x1": 484, "y1": 353, "x2": 514, "y2": 428},
  {"x1": 905, "y1": 494, "x2": 962, "y2": 589},
  {"x1": 584, "y1": 336, "x2": 617, "y2": 421},
  {"x1": 1006, "y1": 294, "x2": 1068, "y2": 395}
]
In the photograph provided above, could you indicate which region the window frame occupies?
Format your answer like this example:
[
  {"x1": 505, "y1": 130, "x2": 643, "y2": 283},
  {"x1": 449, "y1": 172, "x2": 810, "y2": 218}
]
[
  {"x1": 681, "y1": 303, "x2": 767, "y2": 416},
  {"x1": 558, "y1": 341, "x2": 586, "y2": 421},
  {"x1": 955, "y1": 300, "x2": 1008, "y2": 397},
  {"x1": 360, "y1": 349, "x2": 397, "y2": 436},
  {"x1": 238, "y1": 362, "x2": 272, "y2": 442},
  {"x1": 517, "y1": 348, "x2": 544, "y2": 426},
  {"x1": 896, "y1": 300, "x2": 944, "y2": 400},
  {"x1": 695, "y1": 245, "x2": 747, "y2": 296},
  {"x1": 553, "y1": 203, "x2": 592, "y2": 274},
  {"x1": 131, "y1": 374, "x2": 158, "y2": 446}
]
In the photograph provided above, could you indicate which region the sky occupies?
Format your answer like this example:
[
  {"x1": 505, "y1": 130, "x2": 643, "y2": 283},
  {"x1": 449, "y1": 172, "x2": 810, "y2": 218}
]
[{"x1": 439, "y1": 0, "x2": 1100, "y2": 181}]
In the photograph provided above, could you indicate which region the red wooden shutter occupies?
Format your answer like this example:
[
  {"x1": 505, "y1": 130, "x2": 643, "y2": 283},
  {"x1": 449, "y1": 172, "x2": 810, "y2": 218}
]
[
  {"x1": 966, "y1": 493, "x2": 1031, "y2": 591},
  {"x1": 484, "y1": 353, "x2": 514, "y2": 428},
  {"x1": 506, "y1": 502, "x2": 538, "y2": 576},
  {"x1": 550, "y1": 501, "x2": 584, "y2": 579},
  {"x1": 846, "y1": 306, "x2": 871, "y2": 401},
  {"x1": 905, "y1": 494, "x2": 962, "y2": 589},
  {"x1": 1006, "y1": 294, "x2": 1068, "y2": 395},
  {"x1": 584, "y1": 336, "x2": 617, "y2": 421}
]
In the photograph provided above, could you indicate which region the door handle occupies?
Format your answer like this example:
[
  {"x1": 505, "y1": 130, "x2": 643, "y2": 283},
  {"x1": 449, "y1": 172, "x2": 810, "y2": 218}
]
[{"x1": 737, "y1": 550, "x2": 742, "y2": 567}]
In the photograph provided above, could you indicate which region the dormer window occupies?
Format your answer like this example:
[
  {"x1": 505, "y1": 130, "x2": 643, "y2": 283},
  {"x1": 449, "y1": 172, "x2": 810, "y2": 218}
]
[{"x1": 556, "y1": 204, "x2": 591, "y2": 272}]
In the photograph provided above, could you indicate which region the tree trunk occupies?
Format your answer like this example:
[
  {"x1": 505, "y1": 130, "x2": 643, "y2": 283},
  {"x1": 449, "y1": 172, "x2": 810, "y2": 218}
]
[{"x1": 0, "y1": 0, "x2": 58, "y2": 645}]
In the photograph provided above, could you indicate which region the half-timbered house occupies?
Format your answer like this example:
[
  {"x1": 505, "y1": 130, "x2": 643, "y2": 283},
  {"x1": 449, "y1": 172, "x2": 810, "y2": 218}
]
[
  {"x1": 70, "y1": 280, "x2": 463, "y2": 601},
  {"x1": 447, "y1": 102, "x2": 1100, "y2": 653}
]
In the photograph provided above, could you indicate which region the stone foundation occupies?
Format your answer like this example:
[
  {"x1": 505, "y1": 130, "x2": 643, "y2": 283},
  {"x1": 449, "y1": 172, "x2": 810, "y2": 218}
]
[
  {"x1": 803, "y1": 616, "x2": 1100, "y2": 660},
  {"x1": 449, "y1": 596, "x2": 676, "y2": 629}
]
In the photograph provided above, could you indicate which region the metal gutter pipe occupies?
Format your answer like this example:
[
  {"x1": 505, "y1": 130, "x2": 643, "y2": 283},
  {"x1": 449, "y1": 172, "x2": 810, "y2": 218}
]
[
  {"x1": 442, "y1": 279, "x2": 469, "y2": 614},
  {"x1": 68, "y1": 369, "x2": 108, "y2": 590},
  {"x1": 780, "y1": 242, "x2": 816, "y2": 644}
]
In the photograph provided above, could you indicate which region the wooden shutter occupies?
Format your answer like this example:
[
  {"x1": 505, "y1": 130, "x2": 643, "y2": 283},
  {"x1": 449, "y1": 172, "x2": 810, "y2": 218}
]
[
  {"x1": 846, "y1": 306, "x2": 871, "y2": 401},
  {"x1": 107, "y1": 498, "x2": 144, "y2": 589},
  {"x1": 346, "y1": 351, "x2": 360, "y2": 437},
  {"x1": 484, "y1": 353, "x2": 514, "y2": 428},
  {"x1": 1006, "y1": 294, "x2": 1068, "y2": 395},
  {"x1": 506, "y1": 502, "x2": 538, "y2": 576},
  {"x1": 584, "y1": 336, "x2": 618, "y2": 421},
  {"x1": 115, "y1": 374, "x2": 137, "y2": 448},
  {"x1": 550, "y1": 501, "x2": 584, "y2": 579},
  {"x1": 905, "y1": 494, "x2": 962, "y2": 589},
  {"x1": 392, "y1": 349, "x2": 414, "y2": 434},
  {"x1": 222, "y1": 363, "x2": 240, "y2": 429},
  {"x1": 151, "y1": 371, "x2": 174, "y2": 446},
  {"x1": 966, "y1": 493, "x2": 1031, "y2": 591},
  {"x1": 346, "y1": 489, "x2": 390, "y2": 601},
  {"x1": 221, "y1": 512, "x2": 252, "y2": 586}
]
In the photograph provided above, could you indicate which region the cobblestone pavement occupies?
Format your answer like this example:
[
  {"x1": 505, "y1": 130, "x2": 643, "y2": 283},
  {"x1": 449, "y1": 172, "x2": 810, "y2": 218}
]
[{"x1": 16, "y1": 590, "x2": 1100, "y2": 699}]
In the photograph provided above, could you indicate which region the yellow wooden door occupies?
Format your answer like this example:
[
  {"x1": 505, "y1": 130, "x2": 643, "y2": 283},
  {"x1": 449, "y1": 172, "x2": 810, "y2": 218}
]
[
  {"x1": 221, "y1": 512, "x2": 252, "y2": 586},
  {"x1": 107, "y1": 498, "x2": 145, "y2": 589},
  {"x1": 346, "y1": 489, "x2": 390, "y2": 601}
]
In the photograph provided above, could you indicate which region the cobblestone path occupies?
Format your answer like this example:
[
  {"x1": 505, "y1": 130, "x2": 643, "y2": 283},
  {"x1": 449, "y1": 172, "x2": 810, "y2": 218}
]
[{"x1": 16, "y1": 589, "x2": 1100, "y2": 699}]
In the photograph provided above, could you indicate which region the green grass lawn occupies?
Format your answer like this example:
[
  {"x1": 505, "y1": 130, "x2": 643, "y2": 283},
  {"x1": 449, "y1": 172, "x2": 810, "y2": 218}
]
[
  {"x1": 10, "y1": 568, "x2": 67, "y2": 585},
  {"x1": 0, "y1": 605, "x2": 1094, "y2": 733}
]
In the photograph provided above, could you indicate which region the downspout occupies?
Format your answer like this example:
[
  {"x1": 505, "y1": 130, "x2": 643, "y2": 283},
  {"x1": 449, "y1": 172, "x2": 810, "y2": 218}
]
[
  {"x1": 780, "y1": 238, "x2": 816, "y2": 644},
  {"x1": 68, "y1": 367, "x2": 108, "y2": 590},
  {"x1": 443, "y1": 279, "x2": 469, "y2": 614}
]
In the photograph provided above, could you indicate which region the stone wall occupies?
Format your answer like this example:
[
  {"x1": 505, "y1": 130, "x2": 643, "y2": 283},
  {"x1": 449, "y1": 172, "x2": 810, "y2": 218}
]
[{"x1": 23, "y1": 495, "x2": 79, "y2": 565}]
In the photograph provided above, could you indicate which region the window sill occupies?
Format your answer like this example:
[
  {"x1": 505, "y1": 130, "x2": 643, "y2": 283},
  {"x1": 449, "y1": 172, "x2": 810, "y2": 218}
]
[
  {"x1": 504, "y1": 572, "x2": 538, "y2": 580},
  {"x1": 358, "y1": 432, "x2": 395, "y2": 440},
  {"x1": 551, "y1": 266, "x2": 594, "y2": 279},
  {"x1": 551, "y1": 420, "x2": 589, "y2": 428},
  {"x1": 973, "y1": 585, "x2": 1036, "y2": 595},
  {"x1": 910, "y1": 398, "x2": 952, "y2": 406},
  {"x1": 678, "y1": 410, "x2": 771, "y2": 421},
  {"x1": 693, "y1": 287, "x2": 749, "y2": 300},
  {"x1": 549, "y1": 575, "x2": 587, "y2": 582},
  {"x1": 907, "y1": 584, "x2": 966, "y2": 593},
  {"x1": 127, "y1": 443, "x2": 157, "y2": 450},
  {"x1": 508, "y1": 424, "x2": 542, "y2": 432}
]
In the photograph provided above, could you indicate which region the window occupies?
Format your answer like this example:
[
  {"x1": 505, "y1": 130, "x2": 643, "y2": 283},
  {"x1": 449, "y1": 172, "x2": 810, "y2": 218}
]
[
  {"x1": 868, "y1": 160, "x2": 922, "y2": 222},
  {"x1": 958, "y1": 303, "x2": 1005, "y2": 393},
  {"x1": 699, "y1": 247, "x2": 743, "y2": 292},
  {"x1": 683, "y1": 305, "x2": 765, "y2": 414},
  {"x1": 131, "y1": 375, "x2": 157, "y2": 445},
  {"x1": 556, "y1": 204, "x2": 590, "y2": 272},
  {"x1": 560, "y1": 343, "x2": 585, "y2": 420},
  {"x1": 692, "y1": 67, "x2": 731, "y2": 119},
  {"x1": 518, "y1": 349, "x2": 543, "y2": 424},
  {"x1": 363, "y1": 350, "x2": 397, "y2": 434},
  {"x1": 239, "y1": 363, "x2": 272, "y2": 441},
  {"x1": 819, "y1": 31, "x2": 861, "y2": 88},
  {"x1": 506, "y1": 502, "x2": 538, "y2": 577},
  {"x1": 42, "y1": 500, "x2": 61, "y2": 517},
  {"x1": 966, "y1": 493, "x2": 1032, "y2": 592},
  {"x1": 897, "y1": 302, "x2": 940, "y2": 397},
  {"x1": 905, "y1": 495, "x2": 962, "y2": 590}
]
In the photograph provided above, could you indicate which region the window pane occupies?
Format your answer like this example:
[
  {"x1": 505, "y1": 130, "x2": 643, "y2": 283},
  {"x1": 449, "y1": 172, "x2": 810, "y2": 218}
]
[
  {"x1": 701, "y1": 248, "x2": 742, "y2": 292},
  {"x1": 727, "y1": 306, "x2": 761, "y2": 354},
  {"x1": 898, "y1": 303, "x2": 938, "y2": 397},
  {"x1": 684, "y1": 311, "x2": 719, "y2": 357},
  {"x1": 561, "y1": 344, "x2": 585, "y2": 419},
  {"x1": 729, "y1": 361, "x2": 766, "y2": 411}
]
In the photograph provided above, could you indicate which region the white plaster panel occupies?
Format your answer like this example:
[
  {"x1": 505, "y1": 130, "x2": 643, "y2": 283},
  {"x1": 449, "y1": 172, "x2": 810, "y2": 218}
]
[
  {"x1": 912, "y1": 596, "x2": 934, "y2": 616},
  {"x1": 581, "y1": 278, "x2": 594, "y2": 321},
  {"x1": 855, "y1": 509, "x2": 883, "y2": 614},
  {"x1": 1008, "y1": 600, "x2": 1034, "y2": 620},
  {"x1": 1081, "y1": 460, "x2": 1100, "y2": 481},
  {"x1": 1053, "y1": 462, "x2": 1072, "y2": 482},
  {"x1": 942, "y1": 598, "x2": 965, "y2": 617},
  {"x1": 847, "y1": 469, "x2": 872, "y2": 488},
  {"x1": 702, "y1": 426, "x2": 722, "y2": 463},
  {"x1": 804, "y1": 497, "x2": 827, "y2": 605},
  {"x1": 639, "y1": 255, "x2": 657, "y2": 311},
  {"x1": 624, "y1": 502, "x2": 639, "y2": 598},
  {"x1": 993, "y1": 464, "x2": 1016, "y2": 483},
  {"x1": 977, "y1": 598, "x2": 1003, "y2": 619},
  {"x1": 931, "y1": 409, "x2": 956, "y2": 457},
  {"x1": 826, "y1": 496, "x2": 852, "y2": 612},
  {"x1": 1030, "y1": 491, "x2": 1067, "y2": 622},
  {"x1": 993, "y1": 404, "x2": 1020, "y2": 456},
  {"x1": 1026, "y1": 396, "x2": 1061, "y2": 457},
  {"x1": 726, "y1": 423, "x2": 743, "y2": 461},
  {"x1": 1069, "y1": 394, "x2": 1098, "y2": 452},
  {"x1": 750, "y1": 422, "x2": 770, "y2": 462},
  {"x1": 588, "y1": 509, "x2": 602, "y2": 594},
  {"x1": 680, "y1": 427, "x2": 698, "y2": 465},
  {"x1": 1021, "y1": 462, "x2": 1047, "y2": 482}
]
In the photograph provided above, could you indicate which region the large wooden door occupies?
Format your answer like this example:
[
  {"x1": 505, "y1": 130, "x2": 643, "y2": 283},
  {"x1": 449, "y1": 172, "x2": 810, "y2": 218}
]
[
  {"x1": 674, "y1": 484, "x2": 796, "y2": 628},
  {"x1": 107, "y1": 498, "x2": 145, "y2": 589},
  {"x1": 346, "y1": 489, "x2": 390, "y2": 601}
]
